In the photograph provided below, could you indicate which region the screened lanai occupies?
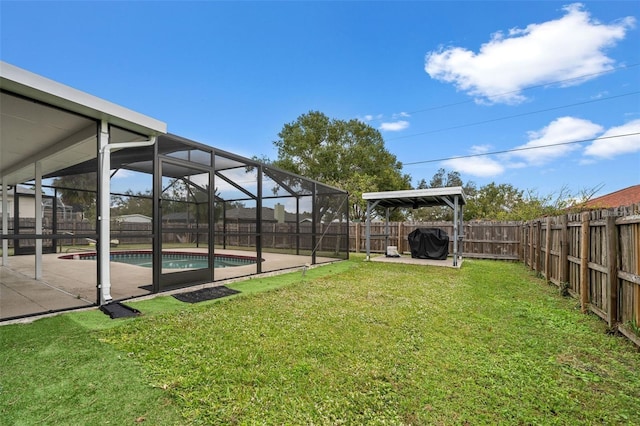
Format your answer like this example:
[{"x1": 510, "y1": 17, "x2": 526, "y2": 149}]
[{"x1": 1, "y1": 62, "x2": 348, "y2": 321}]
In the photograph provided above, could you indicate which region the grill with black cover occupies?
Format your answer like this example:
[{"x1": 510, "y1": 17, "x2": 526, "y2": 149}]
[{"x1": 408, "y1": 228, "x2": 449, "y2": 260}]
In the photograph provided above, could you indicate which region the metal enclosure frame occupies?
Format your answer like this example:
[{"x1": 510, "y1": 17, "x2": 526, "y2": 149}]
[{"x1": 1, "y1": 62, "x2": 349, "y2": 321}]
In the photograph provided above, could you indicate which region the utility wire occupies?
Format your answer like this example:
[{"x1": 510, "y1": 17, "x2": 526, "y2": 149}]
[
  {"x1": 402, "y1": 132, "x2": 640, "y2": 166},
  {"x1": 367, "y1": 62, "x2": 640, "y2": 122},
  {"x1": 388, "y1": 91, "x2": 640, "y2": 141}
]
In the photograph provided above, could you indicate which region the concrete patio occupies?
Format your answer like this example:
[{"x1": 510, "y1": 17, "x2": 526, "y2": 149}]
[{"x1": 1, "y1": 249, "x2": 337, "y2": 322}]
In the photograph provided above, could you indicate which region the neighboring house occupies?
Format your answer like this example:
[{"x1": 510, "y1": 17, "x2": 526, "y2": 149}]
[
  {"x1": 225, "y1": 204, "x2": 310, "y2": 224},
  {"x1": 113, "y1": 214, "x2": 152, "y2": 223},
  {"x1": 161, "y1": 212, "x2": 198, "y2": 224},
  {"x1": 0, "y1": 185, "x2": 38, "y2": 218},
  {"x1": 580, "y1": 184, "x2": 640, "y2": 209}
]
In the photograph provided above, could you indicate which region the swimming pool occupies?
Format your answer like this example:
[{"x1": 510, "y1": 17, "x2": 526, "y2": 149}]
[{"x1": 59, "y1": 251, "x2": 257, "y2": 269}]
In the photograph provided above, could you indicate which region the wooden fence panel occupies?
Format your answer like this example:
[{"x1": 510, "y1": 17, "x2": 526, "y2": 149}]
[
  {"x1": 522, "y1": 204, "x2": 640, "y2": 346},
  {"x1": 617, "y1": 216, "x2": 640, "y2": 345},
  {"x1": 350, "y1": 221, "x2": 520, "y2": 260}
]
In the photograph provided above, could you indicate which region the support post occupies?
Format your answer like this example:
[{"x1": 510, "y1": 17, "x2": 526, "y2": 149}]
[
  {"x1": 453, "y1": 195, "x2": 459, "y2": 267},
  {"x1": 35, "y1": 161, "x2": 42, "y2": 279},
  {"x1": 365, "y1": 201, "x2": 372, "y2": 260},
  {"x1": 606, "y1": 215, "x2": 619, "y2": 327},
  {"x1": 98, "y1": 121, "x2": 112, "y2": 304},
  {"x1": 257, "y1": 167, "x2": 264, "y2": 269},
  {"x1": 385, "y1": 207, "x2": 390, "y2": 254},
  {"x1": 580, "y1": 211, "x2": 590, "y2": 313}
]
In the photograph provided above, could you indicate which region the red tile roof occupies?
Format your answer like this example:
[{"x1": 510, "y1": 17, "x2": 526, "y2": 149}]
[{"x1": 581, "y1": 184, "x2": 640, "y2": 209}]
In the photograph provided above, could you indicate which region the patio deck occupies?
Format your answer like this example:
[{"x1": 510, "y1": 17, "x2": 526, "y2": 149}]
[
  {"x1": 369, "y1": 254, "x2": 463, "y2": 268},
  {"x1": 1, "y1": 250, "x2": 337, "y2": 322}
]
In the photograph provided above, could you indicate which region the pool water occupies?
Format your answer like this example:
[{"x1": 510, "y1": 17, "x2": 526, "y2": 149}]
[{"x1": 60, "y1": 251, "x2": 256, "y2": 269}]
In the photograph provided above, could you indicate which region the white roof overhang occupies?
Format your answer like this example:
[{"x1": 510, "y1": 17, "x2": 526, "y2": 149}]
[
  {"x1": 0, "y1": 61, "x2": 167, "y2": 186},
  {"x1": 363, "y1": 186, "x2": 466, "y2": 209}
]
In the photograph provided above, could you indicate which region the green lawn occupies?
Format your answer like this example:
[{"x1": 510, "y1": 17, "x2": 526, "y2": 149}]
[{"x1": 1, "y1": 258, "x2": 639, "y2": 425}]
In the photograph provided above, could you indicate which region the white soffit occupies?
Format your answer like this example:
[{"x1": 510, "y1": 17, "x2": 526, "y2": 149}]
[{"x1": 0, "y1": 61, "x2": 167, "y2": 185}]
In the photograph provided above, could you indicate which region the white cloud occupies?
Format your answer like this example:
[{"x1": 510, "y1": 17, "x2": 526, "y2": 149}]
[
  {"x1": 442, "y1": 156, "x2": 505, "y2": 177},
  {"x1": 363, "y1": 114, "x2": 374, "y2": 121},
  {"x1": 392, "y1": 112, "x2": 411, "y2": 119},
  {"x1": 425, "y1": 3, "x2": 635, "y2": 104},
  {"x1": 583, "y1": 119, "x2": 640, "y2": 158},
  {"x1": 438, "y1": 116, "x2": 606, "y2": 177},
  {"x1": 509, "y1": 116, "x2": 602, "y2": 165},
  {"x1": 380, "y1": 120, "x2": 410, "y2": 131}
]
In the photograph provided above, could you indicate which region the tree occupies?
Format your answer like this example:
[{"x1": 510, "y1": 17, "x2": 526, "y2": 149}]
[
  {"x1": 271, "y1": 111, "x2": 411, "y2": 221},
  {"x1": 463, "y1": 183, "x2": 593, "y2": 221},
  {"x1": 111, "y1": 189, "x2": 153, "y2": 217},
  {"x1": 410, "y1": 168, "x2": 476, "y2": 221},
  {"x1": 464, "y1": 182, "x2": 524, "y2": 220},
  {"x1": 52, "y1": 172, "x2": 97, "y2": 220}
]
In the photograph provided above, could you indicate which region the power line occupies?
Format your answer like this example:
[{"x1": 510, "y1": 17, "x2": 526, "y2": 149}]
[
  {"x1": 402, "y1": 132, "x2": 640, "y2": 166},
  {"x1": 401, "y1": 62, "x2": 640, "y2": 116},
  {"x1": 388, "y1": 91, "x2": 640, "y2": 141},
  {"x1": 364, "y1": 62, "x2": 639, "y2": 123}
]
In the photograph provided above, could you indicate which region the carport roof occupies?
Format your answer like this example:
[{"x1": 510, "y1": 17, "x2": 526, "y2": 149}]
[
  {"x1": 1, "y1": 61, "x2": 167, "y2": 186},
  {"x1": 362, "y1": 186, "x2": 466, "y2": 209}
]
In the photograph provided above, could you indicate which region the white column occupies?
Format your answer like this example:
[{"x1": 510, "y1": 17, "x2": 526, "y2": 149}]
[
  {"x1": 98, "y1": 120, "x2": 112, "y2": 304},
  {"x1": 35, "y1": 162, "x2": 43, "y2": 279},
  {"x1": 453, "y1": 195, "x2": 459, "y2": 267},
  {"x1": 2, "y1": 180, "x2": 8, "y2": 266}
]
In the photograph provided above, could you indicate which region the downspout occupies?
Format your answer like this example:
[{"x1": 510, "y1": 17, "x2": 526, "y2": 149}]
[
  {"x1": 98, "y1": 124, "x2": 156, "y2": 305},
  {"x1": 2, "y1": 181, "x2": 8, "y2": 266}
]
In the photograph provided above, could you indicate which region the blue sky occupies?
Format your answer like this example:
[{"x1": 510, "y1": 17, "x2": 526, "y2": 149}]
[{"x1": 2, "y1": 1, "x2": 639, "y2": 200}]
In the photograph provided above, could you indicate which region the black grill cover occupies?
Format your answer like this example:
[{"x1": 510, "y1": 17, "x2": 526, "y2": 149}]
[{"x1": 408, "y1": 228, "x2": 449, "y2": 260}]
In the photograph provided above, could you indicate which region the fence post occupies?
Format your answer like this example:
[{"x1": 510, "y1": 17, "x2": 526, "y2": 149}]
[
  {"x1": 355, "y1": 222, "x2": 360, "y2": 253},
  {"x1": 519, "y1": 222, "x2": 524, "y2": 262},
  {"x1": 636, "y1": 221, "x2": 640, "y2": 327},
  {"x1": 580, "y1": 212, "x2": 590, "y2": 313},
  {"x1": 536, "y1": 219, "x2": 544, "y2": 273},
  {"x1": 529, "y1": 221, "x2": 535, "y2": 270},
  {"x1": 559, "y1": 215, "x2": 569, "y2": 285},
  {"x1": 545, "y1": 216, "x2": 552, "y2": 284},
  {"x1": 398, "y1": 222, "x2": 404, "y2": 254},
  {"x1": 606, "y1": 215, "x2": 619, "y2": 328}
]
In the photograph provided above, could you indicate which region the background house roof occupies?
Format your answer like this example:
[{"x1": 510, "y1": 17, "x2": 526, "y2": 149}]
[{"x1": 581, "y1": 184, "x2": 640, "y2": 209}]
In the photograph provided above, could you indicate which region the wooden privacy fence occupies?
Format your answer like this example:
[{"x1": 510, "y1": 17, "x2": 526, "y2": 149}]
[
  {"x1": 522, "y1": 204, "x2": 640, "y2": 346},
  {"x1": 350, "y1": 221, "x2": 522, "y2": 260}
]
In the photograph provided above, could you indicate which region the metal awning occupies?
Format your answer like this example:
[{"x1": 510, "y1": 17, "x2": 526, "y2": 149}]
[
  {"x1": 362, "y1": 186, "x2": 466, "y2": 209},
  {"x1": 0, "y1": 61, "x2": 167, "y2": 186},
  {"x1": 362, "y1": 187, "x2": 466, "y2": 266}
]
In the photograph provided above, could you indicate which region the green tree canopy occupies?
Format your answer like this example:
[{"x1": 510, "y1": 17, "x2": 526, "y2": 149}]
[
  {"x1": 271, "y1": 111, "x2": 411, "y2": 221},
  {"x1": 410, "y1": 168, "x2": 595, "y2": 222},
  {"x1": 410, "y1": 168, "x2": 477, "y2": 221}
]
